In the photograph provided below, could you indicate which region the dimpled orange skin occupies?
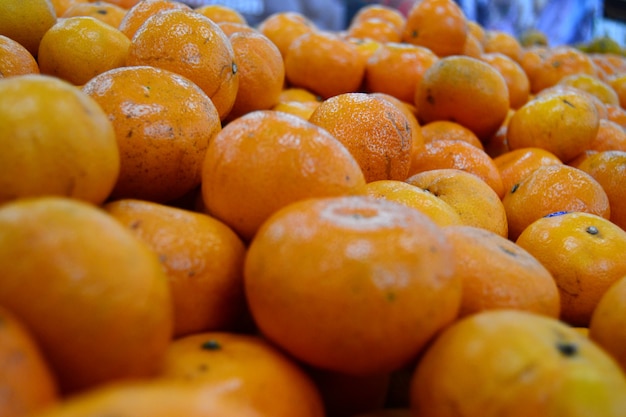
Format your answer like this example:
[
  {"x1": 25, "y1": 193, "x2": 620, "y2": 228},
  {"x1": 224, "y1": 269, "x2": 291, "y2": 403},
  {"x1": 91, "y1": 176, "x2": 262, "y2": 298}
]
[
  {"x1": 82, "y1": 65, "x2": 221, "y2": 203},
  {"x1": 244, "y1": 195, "x2": 461, "y2": 376}
]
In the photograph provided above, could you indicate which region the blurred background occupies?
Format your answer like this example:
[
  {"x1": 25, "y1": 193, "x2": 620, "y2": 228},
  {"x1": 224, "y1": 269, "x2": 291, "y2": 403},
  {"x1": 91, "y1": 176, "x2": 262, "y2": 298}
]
[{"x1": 180, "y1": 0, "x2": 626, "y2": 48}]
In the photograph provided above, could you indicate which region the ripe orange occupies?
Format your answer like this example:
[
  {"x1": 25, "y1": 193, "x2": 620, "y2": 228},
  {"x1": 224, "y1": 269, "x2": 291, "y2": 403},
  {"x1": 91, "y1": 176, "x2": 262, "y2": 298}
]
[
  {"x1": 117, "y1": 0, "x2": 190, "y2": 40},
  {"x1": 257, "y1": 11, "x2": 316, "y2": 59},
  {"x1": 347, "y1": 17, "x2": 402, "y2": 44},
  {"x1": 364, "y1": 42, "x2": 439, "y2": 104},
  {"x1": 0, "y1": 197, "x2": 173, "y2": 394},
  {"x1": 104, "y1": 199, "x2": 248, "y2": 338},
  {"x1": 361, "y1": 180, "x2": 464, "y2": 227},
  {"x1": 349, "y1": 4, "x2": 406, "y2": 32},
  {"x1": 443, "y1": 225, "x2": 560, "y2": 319},
  {"x1": 482, "y1": 29, "x2": 523, "y2": 63},
  {"x1": 402, "y1": 0, "x2": 468, "y2": 57},
  {"x1": 589, "y1": 274, "x2": 626, "y2": 372},
  {"x1": 479, "y1": 51, "x2": 530, "y2": 109},
  {"x1": 0, "y1": 35, "x2": 39, "y2": 78},
  {"x1": 607, "y1": 72, "x2": 626, "y2": 108},
  {"x1": 408, "y1": 139, "x2": 505, "y2": 198},
  {"x1": 0, "y1": 74, "x2": 119, "y2": 206},
  {"x1": 200, "y1": 110, "x2": 366, "y2": 242},
  {"x1": 158, "y1": 331, "x2": 325, "y2": 417},
  {"x1": 588, "y1": 118, "x2": 626, "y2": 152},
  {"x1": 503, "y1": 164, "x2": 611, "y2": 240},
  {"x1": 516, "y1": 211, "x2": 626, "y2": 327},
  {"x1": 506, "y1": 89, "x2": 600, "y2": 163},
  {"x1": 82, "y1": 65, "x2": 221, "y2": 203},
  {"x1": 528, "y1": 45, "x2": 598, "y2": 94},
  {"x1": 415, "y1": 55, "x2": 510, "y2": 141},
  {"x1": 493, "y1": 147, "x2": 563, "y2": 196},
  {"x1": 461, "y1": 32, "x2": 484, "y2": 58},
  {"x1": 284, "y1": 30, "x2": 365, "y2": 99},
  {"x1": 0, "y1": 305, "x2": 59, "y2": 417},
  {"x1": 245, "y1": 195, "x2": 461, "y2": 375},
  {"x1": 308, "y1": 92, "x2": 413, "y2": 182},
  {"x1": 0, "y1": 0, "x2": 57, "y2": 58},
  {"x1": 606, "y1": 103, "x2": 626, "y2": 129},
  {"x1": 405, "y1": 168, "x2": 508, "y2": 237},
  {"x1": 126, "y1": 8, "x2": 239, "y2": 120},
  {"x1": 410, "y1": 309, "x2": 626, "y2": 417},
  {"x1": 32, "y1": 379, "x2": 266, "y2": 417},
  {"x1": 61, "y1": 1, "x2": 127, "y2": 28},
  {"x1": 194, "y1": 3, "x2": 247, "y2": 25},
  {"x1": 576, "y1": 150, "x2": 626, "y2": 230},
  {"x1": 419, "y1": 120, "x2": 484, "y2": 150},
  {"x1": 225, "y1": 30, "x2": 285, "y2": 121},
  {"x1": 557, "y1": 72, "x2": 620, "y2": 106},
  {"x1": 37, "y1": 16, "x2": 130, "y2": 86}
]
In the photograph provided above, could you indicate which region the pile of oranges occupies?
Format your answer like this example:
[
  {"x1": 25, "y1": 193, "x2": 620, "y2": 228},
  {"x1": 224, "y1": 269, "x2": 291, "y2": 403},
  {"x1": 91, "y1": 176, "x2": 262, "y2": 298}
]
[{"x1": 2, "y1": 0, "x2": 626, "y2": 416}]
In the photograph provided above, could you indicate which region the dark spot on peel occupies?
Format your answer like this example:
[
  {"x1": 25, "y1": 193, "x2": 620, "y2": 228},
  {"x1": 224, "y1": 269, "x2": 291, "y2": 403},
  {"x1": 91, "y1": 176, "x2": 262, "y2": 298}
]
[{"x1": 201, "y1": 339, "x2": 221, "y2": 350}]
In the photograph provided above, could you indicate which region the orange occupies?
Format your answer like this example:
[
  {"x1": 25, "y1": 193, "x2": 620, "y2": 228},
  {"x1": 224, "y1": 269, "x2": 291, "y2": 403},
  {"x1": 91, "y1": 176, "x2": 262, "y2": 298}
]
[
  {"x1": 32, "y1": 379, "x2": 266, "y2": 417},
  {"x1": 516, "y1": 211, "x2": 626, "y2": 327},
  {"x1": 479, "y1": 52, "x2": 530, "y2": 109},
  {"x1": 606, "y1": 103, "x2": 626, "y2": 129},
  {"x1": 126, "y1": 8, "x2": 238, "y2": 120},
  {"x1": 82, "y1": 65, "x2": 221, "y2": 203},
  {"x1": 0, "y1": 35, "x2": 39, "y2": 78},
  {"x1": 537, "y1": 84, "x2": 610, "y2": 121},
  {"x1": 117, "y1": 0, "x2": 191, "y2": 40},
  {"x1": 257, "y1": 11, "x2": 316, "y2": 58},
  {"x1": 405, "y1": 168, "x2": 508, "y2": 237},
  {"x1": 519, "y1": 45, "x2": 548, "y2": 85},
  {"x1": 308, "y1": 92, "x2": 413, "y2": 182},
  {"x1": 349, "y1": 4, "x2": 406, "y2": 32},
  {"x1": 244, "y1": 195, "x2": 461, "y2": 375},
  {"x1": 408, "y1": 139, "x2": 505, "y2": 198},
  {"x1": 49, "y1": 0, "x2": 86, "y2": 17},
  {"x1": 576, "y1": 150, "x2": 626, "y2": 230},
  {"x1": 589, "y1": 274, "x2": 626, "y2": 372},
  {"x1": 277, "y1": 86, "x2": 320, "y2": 103},
  {"x1": 0, "y1": 74, "x2": 119, "y2": 206},
  {"x1": 103, "y1": 199, "x2": 248, "y2": 338},
  {"x1": 557, "y1": 72, "x2": 620, "y2": 106},
  {"x1": 225, "y1": 30, "x2": 285, "y2": 121},
  {"x1": 100, "y1": 0, "x2": 141, "y2": 9},
  {"x1": 506, "y1": 89, "x2": 600, "y2": 163},
  {"x1": 0, "y1": 305, "x2": 59, "y2": 417},
  {"x1": 364, "y1": 42, "x2": 439, "y2": 104},
  {"x1": 361, "y1": 180, "x2": 464, "y2": 227},
  {"x1": 467, "y1": 20, "x2": 486, "y2": 45},
  {"x1": 200, "y1": 110, "x2": 366, "y2": 242},
  {"x1": 0, "y1": 197, "x2": 173, "y2": 395},
  {"x1": 419, "y1": 120, "x2": 483, "y2": 150},
  {"x1": 482, "y1": 108, "x2": 513, "y2": 158},
  {"x1": 443, "y1": 225, "x2": 560, "y2": 319},
  {"x1": 284, "y1": 30, "x2": 365, "y2": 99},
  {"x1": 38, "y1": 16, "x2": 130, "y2": 86},
  {"x1": 272, "y1": 99, "x2": 320, "y2": 120},
  {"x1": 401, "y1": 0, "x2": 468, "y2": 58},
  {"x1": 348, "y1": 36, "x2": 383, "y2": 68},
  {"x1": 0, "y1": 0, "x2": 57, "y2": 58},
  {"x1": 158, "y1": 331, "x2": 325, "y2": 417},
  {"x1": 194, "y1": 3, "x2": 247, "y2": 25},
  {"x1": 607, "y1": 72, "x2": 626, "y2": 108},
  {"x1": 61, "y1": 1, "x2": 127, "y2": 28},
  {"x1": 482, "y1": 29, "x2": 523, "y2": 63},
  {"x1": 410, "y1": 309, "x2": 626, "y2": 417},
  {"x1": 503, "y1": 164, "x2": 610, "y2": 240},
  {"x1": 461, "y1": 32, "x2": 484, "y2": 59},
  {"x1": 528, "y1": 45, "x2": 598, "y2": 94},
  {"x1": 415, "y1": 55, "x2": 510, "y2": 141},
  {"x1": 346, "y1": 18, "x2": 402, "y2": 44},
  {"x1": 588, "y1": 118, "x2": 626, "y2": 152},
  {"x1": 217, "y1": 21, "x2": 258, "y2": 37},
  {"x1": 493, "y1": 147, "x2": 563, "y2": 196}
]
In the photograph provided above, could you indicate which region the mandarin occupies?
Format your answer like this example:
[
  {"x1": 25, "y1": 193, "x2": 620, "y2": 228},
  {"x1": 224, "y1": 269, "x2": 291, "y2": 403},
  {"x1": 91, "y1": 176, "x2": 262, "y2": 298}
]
[
  {"x1": 117, "y1": 0, "x2": 191, "y2": 39},
  {"x1": 126, "y1": 8, "x2": 238, "y2": 120},
  {"x1": 200, "y1": 110, "x2": 366, "y2": 242},
  {"x1": 529, "y1": 45, "x2": 598, "y2": 94},
  {"x1": 82, "y1": 65, "x2": 221, "y2": 203},
  {"x1": 479, "y1": 52, "x2": 530, "y2": 109},
  {"x1": 493, "y1": 147, "x2": 563, "y2": 196},
  {"x1": 415, "y1": 55, "x2": 510, "y2": 141},
  {"x1": 0, "y1": 74, "x2": 119, "y2": 205},
  {"x1": 588, "y1": 118, "x2": 626, "y2": 152},
  {"x1": 503, "y1": 164, "x2": 610, "y2": 240},
  {"x1": 104, "y1": 199, "x2": 248, "y2": 338},
  {"x1": 158, "y1": 331, "x2": 325, "y2": 417},
  {"x1": 0, "y1": 35, "x2": 39, "y2": 78},
  {"x1": 0, "y1": 0, "x2": 56, "y2": 58},
  {"x1": 257, "y1": 11, "x2": 316, "y2": 58},
  {"x1": 308, "y1": 92, "x2": 413, "y2": 182},
  {"x1": 61, "y1": 1, "x2": 127, "y2": 28},
  {"x1": 516, "y1": 211, "x2": 626, "y2": 327},
  {"x1": 419, "y1": 120, "x2": 483, "y2": 149},
  {"x1": 0, "y1": 197, "x2": 173, "y2": 394},
  {"x1": 0, "y1": 305, "x2": 59, "y2": 417},
  {"x1": 244, "y1": 195, "x2": 461, "y2": 375},
  {"x1": 410, "y1": 309, "x2": 626, "y2": 417}
]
